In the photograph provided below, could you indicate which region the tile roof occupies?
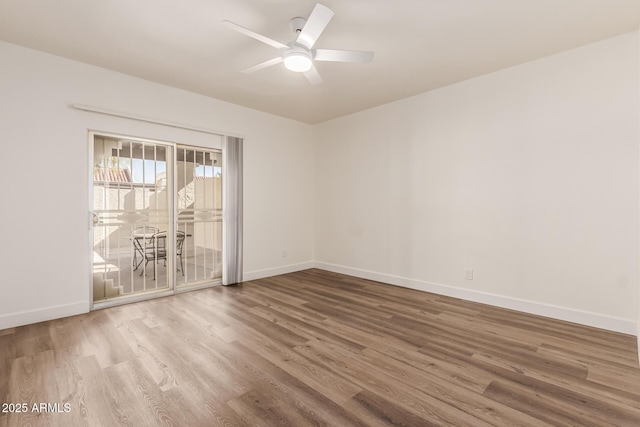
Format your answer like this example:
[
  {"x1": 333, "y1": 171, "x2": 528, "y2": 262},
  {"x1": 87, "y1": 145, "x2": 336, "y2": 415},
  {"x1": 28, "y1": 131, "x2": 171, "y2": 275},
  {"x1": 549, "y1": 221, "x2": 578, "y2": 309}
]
[{"x1": 94, "y1": 168, "x2": 132, "y2": 183}]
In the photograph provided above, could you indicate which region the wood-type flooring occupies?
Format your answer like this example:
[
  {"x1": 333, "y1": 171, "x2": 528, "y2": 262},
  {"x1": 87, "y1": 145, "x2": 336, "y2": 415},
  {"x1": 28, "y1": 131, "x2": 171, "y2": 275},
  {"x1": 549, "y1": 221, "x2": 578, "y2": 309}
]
[{"x1": 1, "y1": 269, "x2": 639, "y2": 426}]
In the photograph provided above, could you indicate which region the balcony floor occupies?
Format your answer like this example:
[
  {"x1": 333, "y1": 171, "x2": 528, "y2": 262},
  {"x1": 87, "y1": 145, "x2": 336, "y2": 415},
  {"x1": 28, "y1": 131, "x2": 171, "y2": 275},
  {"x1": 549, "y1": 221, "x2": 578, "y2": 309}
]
[{"x1": 93, "y1": 249, "x2": 222, "y2": 302}]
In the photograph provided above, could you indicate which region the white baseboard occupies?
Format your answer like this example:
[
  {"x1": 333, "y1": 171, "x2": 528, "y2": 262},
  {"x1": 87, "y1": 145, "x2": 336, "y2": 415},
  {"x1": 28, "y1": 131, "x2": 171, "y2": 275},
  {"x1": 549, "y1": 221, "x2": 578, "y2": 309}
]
[
  {"x1": 0, "y1": 261, "x2": 310, "y2": 330},
  {"x1": 2, "y1": 262, "x2": 634, "y2": 340},
  {"x1": 315, "y1": 262, "x2": 637, "y2": 335},
  {"x1": 0, "y1": 301, "x2": 88, "y2": 331},
  {"x1": 243, "y1": 261, "x2": 316, "y2": 282}
]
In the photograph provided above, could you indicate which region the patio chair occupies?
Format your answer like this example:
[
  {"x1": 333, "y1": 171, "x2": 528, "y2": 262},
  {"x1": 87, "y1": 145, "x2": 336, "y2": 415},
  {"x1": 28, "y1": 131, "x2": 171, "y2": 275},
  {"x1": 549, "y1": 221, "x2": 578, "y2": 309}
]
[
  {"x1": 139, "y1": 231, "x2": 187, "y2": 280},
  {"x1": 132, "y1": 226, "x2": 159, "y2": 270},
  {"x1": 176, "y1": 231, "x2": 186, "y2": 276}
]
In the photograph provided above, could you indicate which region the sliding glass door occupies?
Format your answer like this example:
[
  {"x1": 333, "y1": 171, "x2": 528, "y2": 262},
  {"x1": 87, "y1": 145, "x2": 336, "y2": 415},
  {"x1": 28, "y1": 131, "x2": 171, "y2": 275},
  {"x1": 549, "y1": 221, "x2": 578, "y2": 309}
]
[
  {"x1": 91, "y1": 133, "x2": 222, "y2": 305},
  {"x1": 176, "y1": 146, "x2": 223, "y2": 288}
]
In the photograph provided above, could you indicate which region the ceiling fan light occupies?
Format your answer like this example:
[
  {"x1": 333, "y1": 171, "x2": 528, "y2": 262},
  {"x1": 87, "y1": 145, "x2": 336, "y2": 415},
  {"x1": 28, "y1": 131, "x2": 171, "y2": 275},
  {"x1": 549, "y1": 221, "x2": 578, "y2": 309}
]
[{"x1": 284, "y1": 52, "x2": 312, "y2": 72}]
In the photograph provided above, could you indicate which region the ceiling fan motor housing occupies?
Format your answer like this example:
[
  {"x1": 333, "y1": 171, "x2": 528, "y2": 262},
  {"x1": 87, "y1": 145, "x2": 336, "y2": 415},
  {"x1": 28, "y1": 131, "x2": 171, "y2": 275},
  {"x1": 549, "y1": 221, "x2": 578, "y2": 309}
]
[{"x1": 284, "y1": 42, "x2": 313, "y2": 72}]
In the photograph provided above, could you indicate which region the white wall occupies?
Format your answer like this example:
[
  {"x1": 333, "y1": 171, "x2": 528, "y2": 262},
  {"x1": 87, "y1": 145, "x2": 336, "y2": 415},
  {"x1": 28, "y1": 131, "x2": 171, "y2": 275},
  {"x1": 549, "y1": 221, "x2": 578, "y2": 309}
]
[
  {"x1": 0, "y1": 41, "x2": 315, "y2": 329},
  {"x1": 315, "y1": 32, "x2": 639, "y2": 334}
]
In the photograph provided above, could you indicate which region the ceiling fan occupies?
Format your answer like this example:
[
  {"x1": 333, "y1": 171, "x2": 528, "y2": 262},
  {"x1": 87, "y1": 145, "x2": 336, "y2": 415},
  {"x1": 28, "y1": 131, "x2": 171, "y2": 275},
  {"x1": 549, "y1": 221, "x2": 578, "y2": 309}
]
[{"x1": 222, "y1": 3, "x2": 374, "y2": 85}]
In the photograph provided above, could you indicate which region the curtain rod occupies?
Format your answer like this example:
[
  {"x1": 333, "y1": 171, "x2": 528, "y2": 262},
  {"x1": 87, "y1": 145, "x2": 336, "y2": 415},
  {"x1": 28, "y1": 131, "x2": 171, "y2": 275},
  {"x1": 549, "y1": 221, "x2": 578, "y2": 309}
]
[{"x1": 70, "y1": 104, "x2": 238, "y2": 138}]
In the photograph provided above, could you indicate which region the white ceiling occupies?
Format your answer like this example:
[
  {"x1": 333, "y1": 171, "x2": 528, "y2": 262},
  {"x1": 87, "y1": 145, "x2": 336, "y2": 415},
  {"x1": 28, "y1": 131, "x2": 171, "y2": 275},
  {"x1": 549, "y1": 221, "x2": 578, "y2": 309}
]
[{"x1": 0, "y1": 0, "x2": 638, "y2": 124}]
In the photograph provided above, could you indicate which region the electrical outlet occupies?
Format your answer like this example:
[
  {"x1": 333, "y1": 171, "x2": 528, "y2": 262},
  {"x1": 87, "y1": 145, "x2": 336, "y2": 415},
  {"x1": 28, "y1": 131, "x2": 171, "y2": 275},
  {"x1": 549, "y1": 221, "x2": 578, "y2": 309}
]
[
  {"x1": 465, "y1": 269, "x2": 474, "y2": 280},
  {"x1": 281, "y1": 249, "x2": 287, "y2": 258}
]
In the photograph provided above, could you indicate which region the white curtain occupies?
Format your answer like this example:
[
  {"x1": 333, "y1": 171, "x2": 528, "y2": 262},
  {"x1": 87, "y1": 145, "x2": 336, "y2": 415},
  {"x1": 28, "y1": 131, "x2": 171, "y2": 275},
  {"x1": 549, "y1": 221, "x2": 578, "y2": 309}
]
[{"x1": 222, "y1": 136, "x2": 243, "y2": 285}]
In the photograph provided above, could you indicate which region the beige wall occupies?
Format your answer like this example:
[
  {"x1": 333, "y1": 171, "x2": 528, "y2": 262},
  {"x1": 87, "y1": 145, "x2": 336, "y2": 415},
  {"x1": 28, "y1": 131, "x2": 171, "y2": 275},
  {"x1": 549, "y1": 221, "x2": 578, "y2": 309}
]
[{"x1": 315, "y1": 31, "x2": 639, "y2": 333}]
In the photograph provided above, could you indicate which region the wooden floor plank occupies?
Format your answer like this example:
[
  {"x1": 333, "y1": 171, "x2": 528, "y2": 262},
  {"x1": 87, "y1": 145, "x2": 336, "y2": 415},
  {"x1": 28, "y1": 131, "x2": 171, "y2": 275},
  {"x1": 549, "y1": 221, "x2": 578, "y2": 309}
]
[
  {"x1": 295, "y1": 338, "x2": 495, "y2": 426},
  {"x1": 0, "y1": 334, "x2": 15, "y2": 413},
  {"x1": 1, "y1": 268, "x2": 639, "y2": 426},
  {"x1": 224, "y1": 341, "x2": 369, "y2": 427},
  {"x1": 344, "y1": 389, "x2": 443, "y2": 427}
]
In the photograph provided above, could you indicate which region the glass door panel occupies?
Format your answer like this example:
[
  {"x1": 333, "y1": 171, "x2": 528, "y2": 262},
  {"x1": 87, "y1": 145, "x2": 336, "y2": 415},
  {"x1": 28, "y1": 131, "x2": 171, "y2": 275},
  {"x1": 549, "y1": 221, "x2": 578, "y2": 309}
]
[
  {"x1": 92, "y1": 136, "x2": 173, "y2": 303},
  {"x1": 176, "y1": 146, "x2": 223, "y2": 287}
]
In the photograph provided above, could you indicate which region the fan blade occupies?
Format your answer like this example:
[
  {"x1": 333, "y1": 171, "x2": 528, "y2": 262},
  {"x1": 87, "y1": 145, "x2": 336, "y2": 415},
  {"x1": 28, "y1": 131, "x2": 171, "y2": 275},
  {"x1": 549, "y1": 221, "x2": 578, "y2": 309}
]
[
  {"x1": 296, "y1": 3, "x2": 334, "y2": 49},
  {"x1": 222, "y1": 20, "x2": 287, "y2": 49},
  {"x1": 303, "y1": 65, "x2": 323, "y2": 85},
  {"x1": 241, "y1": 57, "x2": 283, "y2": 73},
  {"x1": 314, "y1": 49, "x2": 374, "y2": 63}
]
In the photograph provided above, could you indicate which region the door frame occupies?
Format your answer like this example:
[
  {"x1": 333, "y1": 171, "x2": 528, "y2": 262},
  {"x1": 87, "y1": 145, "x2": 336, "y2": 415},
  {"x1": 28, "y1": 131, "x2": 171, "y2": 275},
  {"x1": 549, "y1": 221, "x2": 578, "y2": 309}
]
[{"x1": 88, "y1": 130, "x2": 179, "y2": 310}]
